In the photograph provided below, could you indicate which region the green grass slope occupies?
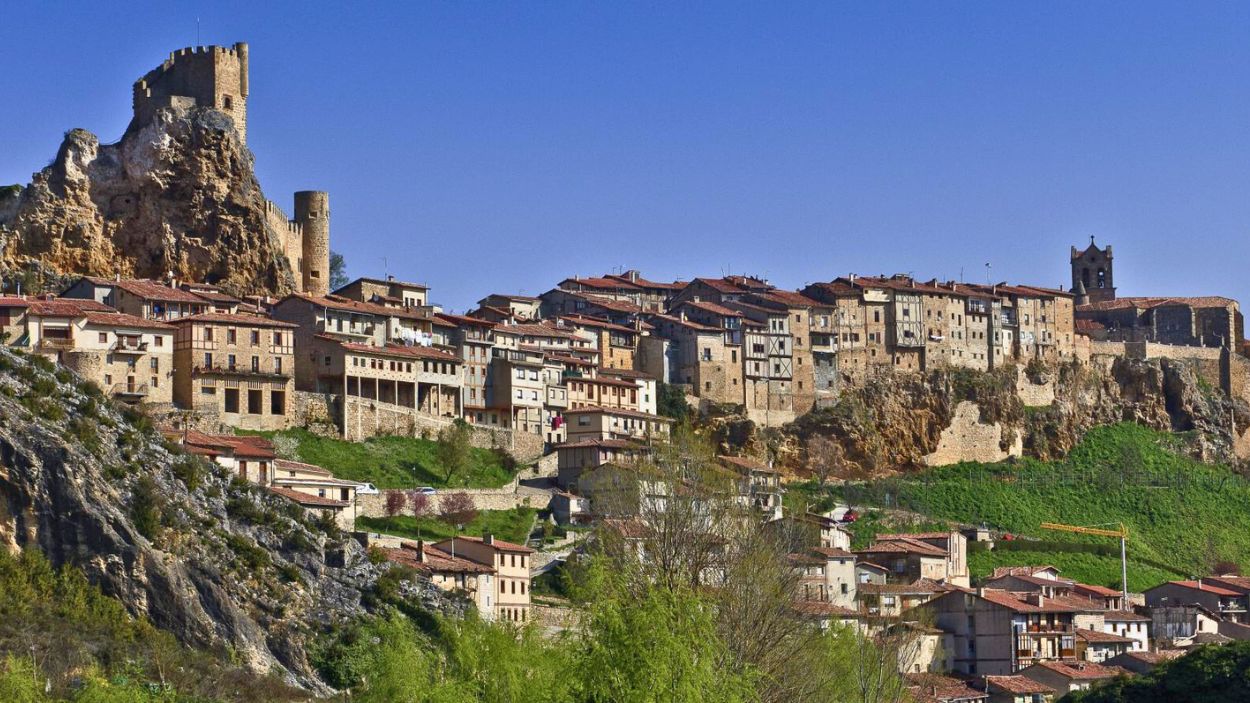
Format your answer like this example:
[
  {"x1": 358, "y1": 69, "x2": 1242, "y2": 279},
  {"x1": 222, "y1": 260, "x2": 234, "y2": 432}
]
[
  {"x1": 241, "y1": 428, "x2": 516, "y2": 489},
  {"x1": 834, "y1": 423, "x2": 1250, "y2": 587}
]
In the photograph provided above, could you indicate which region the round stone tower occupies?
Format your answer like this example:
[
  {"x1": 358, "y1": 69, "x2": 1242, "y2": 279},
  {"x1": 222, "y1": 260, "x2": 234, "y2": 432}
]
[{"x1": 293, "y1": 191, "x2": 330, "y2": 296}]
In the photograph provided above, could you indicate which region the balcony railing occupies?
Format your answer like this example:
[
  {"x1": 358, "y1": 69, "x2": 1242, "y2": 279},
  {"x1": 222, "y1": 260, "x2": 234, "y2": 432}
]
[
  {"x1": 111, "y1": 383, "x2": 149, "y2": 397},
  {"x1": 37, "y1": 337, "x2": 75, "y2": 350},
  {"x1": 111, "y1": 338, "x2": 148, "y2": 354},
  {"x1": 193, "y1": 363, "x2": 290, "y2": 379}
]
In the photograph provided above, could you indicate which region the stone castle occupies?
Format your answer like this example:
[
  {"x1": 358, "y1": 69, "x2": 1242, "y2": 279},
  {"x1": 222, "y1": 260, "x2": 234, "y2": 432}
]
[{"x1": 131, "y1": 43, "x2": 330, "y2": 296}]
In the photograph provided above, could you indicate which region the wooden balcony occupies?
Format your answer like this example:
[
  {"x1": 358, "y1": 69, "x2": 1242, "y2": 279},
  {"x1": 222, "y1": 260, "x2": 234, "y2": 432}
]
[
  {"x1": 111, "y1": 383, "x2": 149, "y2": 398},
  {"x1": 111, "y1": 338, "x2": 148, "y2": 354},
  {"x1": 192, "y1": 364, "x2": 290, "y2": 380}
]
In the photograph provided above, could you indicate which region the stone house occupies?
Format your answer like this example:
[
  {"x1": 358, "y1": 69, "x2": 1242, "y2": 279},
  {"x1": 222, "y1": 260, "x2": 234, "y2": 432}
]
[
  {"x1": 333, "y1": 275, "x2": 429, "y2": 309},
  {"x1": 643, "y1": 312, "x2": 743, "y2": 407},
  {"x1": 488, "y1": 346, "x2": 547, "y2": 436},
  {"x1": 856, "y1": 579, "x2": 946, "y2": 618},
  {"x1": 1073, "y1": 628, "x2": 1132, "y2": 663},
  {"x1": 477, "y1": 294, "x2": 542, "y2": 321},
  {"x1": 1144, "y1": 580, "x2": 1249, "y2": 624},
  {"x1": 856, "y1": 537, "x2": 952, "y2": 583},
  {"x1": 598, "y1": 367, "x2": 658, "y2": 415},
  {"x1": 380, "y1": 540, "x2": 496, "y2": 616},
  {"x1": 557, "y1": 314, "x2": 640, "y2": 370},
  {"x1": 539, "y1": 289, "x2": 645, "y2": 323},
  {"x1": 923, "y1": 588, "x2": 1106, "y2": 676},
  {"x1": 433, "y1": 535, "x2": 533, "y2": 624},
  {"x1": 563, "y1": 406, "x2": 672, "y2": 444},
  {"x1": 436, "y1": 313, "x2": 496, "y2": 418},
  {"x1": 176, "y1": 431, "x2": 359, "y2": 530},
  {"x1": 668, "y1": 275, "x2": 775, "y2": 309},
  {"x1": 1017, "y1": 660, "x2": 1123, "y2": 697},
  {"x1": 556, "y1": 440, "x2": 644, "y2": 491},
  {"x1": 565, "y1": 373, "x2": 642, "y2": 412},
  {"x1": 731, "y1": 301, "x2": 797, "y2": 425},
  {"x1": 602, "y1": 270, "x2": 681, "y2": 312},
  {"x1": 61, "y1": 276, "x2": 210, "y2": 321},
  {"x1": 170, "y1": 313, "x2": 297, "y2": 431},
  {"x1": 982, "y1": 674, "x2": 1055, "y2": 703},
  {"x1": 879, "y1": 531, "x2": 970, "y2": 587},
  {"x1": 742, "y1": 290, "x2": 822, "y2": 413},
  {"x1": 310, "y1": 336, "x2": 463, "y2": 425},
  {"x1": 21, "y1": 299, "x2": 177, "y2": 405}
]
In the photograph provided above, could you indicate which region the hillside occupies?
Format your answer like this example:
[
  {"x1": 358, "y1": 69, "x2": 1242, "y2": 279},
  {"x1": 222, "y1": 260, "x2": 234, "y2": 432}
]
[
  {"x1": 0, "y1": 347, "x2": 457, "y2": 694},
  {"x1": 240, "y1": 427, "x2": 518, "y2": 489},
  {"x1": 802, "y1": 423, "x2": 1250, "y2": 587}
]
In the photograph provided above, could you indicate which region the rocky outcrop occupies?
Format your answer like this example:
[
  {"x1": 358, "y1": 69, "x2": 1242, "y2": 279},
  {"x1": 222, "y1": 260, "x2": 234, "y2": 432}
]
[
  {"x1": 0, "y1": 105, "x2": 295, "y2": 297},
  {"x1": 737, "y1": 358, "x2": 1250, "y2": 478},
  {"x1": 0, "y1": 348, "x2": 455, "y2": 693}
]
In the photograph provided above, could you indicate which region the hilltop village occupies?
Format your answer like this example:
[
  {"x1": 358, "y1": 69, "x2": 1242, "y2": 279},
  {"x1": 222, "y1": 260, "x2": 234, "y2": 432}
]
[{"x1": 3, "y1": 43, "x2": 1250, "y2": 702}]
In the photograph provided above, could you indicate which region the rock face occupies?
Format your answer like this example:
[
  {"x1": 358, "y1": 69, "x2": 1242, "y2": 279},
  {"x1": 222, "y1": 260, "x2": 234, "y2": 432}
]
[
  {"x1": 0, "y1": 348, "x2": 454, "y2": 692},
  {"x1": 0, "y1": 106, "x2": 296, "y2": 297},
  {"x1": 727, "y1": 358, "x2": 1250, "y2": 477}
]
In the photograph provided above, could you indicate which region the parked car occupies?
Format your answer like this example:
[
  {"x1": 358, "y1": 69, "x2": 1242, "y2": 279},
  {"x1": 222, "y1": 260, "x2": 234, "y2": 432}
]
[
  {"x1": 356, "y1": 482, "x2": 379, "y2": 495},
  {"x1": 415, "y1": 486, "x2": 437, "y2": 496}
]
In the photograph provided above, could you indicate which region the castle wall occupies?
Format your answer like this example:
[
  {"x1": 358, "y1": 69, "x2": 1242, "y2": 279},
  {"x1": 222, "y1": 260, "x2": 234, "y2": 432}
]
[
  {"x1": 132, "y1": 44, "x2": 249, "y2": 143},
  {"x1": 294, "y1": 191, "x2": 330, "y2": 297}
]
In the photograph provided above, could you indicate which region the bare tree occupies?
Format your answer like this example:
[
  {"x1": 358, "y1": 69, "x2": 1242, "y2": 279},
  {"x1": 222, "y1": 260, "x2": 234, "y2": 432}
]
[
  {"x1": 806, "y1": 435, "x2": 844, "y2": 485},
  {"x1": 383, "y1": 490, "x2": 406, "y2": 518}
]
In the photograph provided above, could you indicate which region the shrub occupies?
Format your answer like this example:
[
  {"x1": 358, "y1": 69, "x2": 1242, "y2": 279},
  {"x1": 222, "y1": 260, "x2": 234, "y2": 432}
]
[
  {"x1": 130, "y1": 477, "x2": 164, "y2": 541},
  {"x1": 171, "y1": 456, "x2": 203, "y2": 491}
]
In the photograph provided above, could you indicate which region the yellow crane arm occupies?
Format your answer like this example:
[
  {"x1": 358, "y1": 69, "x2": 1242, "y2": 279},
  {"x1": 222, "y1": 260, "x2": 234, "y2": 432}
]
[{"x1": 1040, "y1": 522, "x2": 1128, "y2": 539}]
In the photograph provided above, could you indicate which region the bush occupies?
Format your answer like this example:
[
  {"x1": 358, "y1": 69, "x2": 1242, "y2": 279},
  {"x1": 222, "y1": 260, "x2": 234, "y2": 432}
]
[
  {"x1": 439, "y1": 492, "x2": 478, "y2": 527},
  {"x1": 383, "y1": 490, "x2": 406, "y2": 518},
  {"x1": 130, "y1": 477, "x2": 164, "y2": 541},
  {"x1": 171, "y1": 456, "x2": 203, "y2": 491}
]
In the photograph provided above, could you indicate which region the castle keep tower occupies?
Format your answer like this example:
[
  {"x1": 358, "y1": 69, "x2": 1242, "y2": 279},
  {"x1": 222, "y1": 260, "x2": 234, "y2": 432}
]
[
  {"x1": 1070, "y1": 237, "x2": 1115, "y2": 305},
  {"x1": 132, "y1": 42, "x2": 250, "y2": 143},
  {"x1": 294, "y1": 191, "x2": 331, "y2": 296}
]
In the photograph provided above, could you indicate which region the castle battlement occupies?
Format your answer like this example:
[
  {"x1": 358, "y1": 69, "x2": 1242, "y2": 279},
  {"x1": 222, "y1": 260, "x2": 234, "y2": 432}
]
[{"x1": 131, "y1": 42, "x2": 250, "y2": 143}]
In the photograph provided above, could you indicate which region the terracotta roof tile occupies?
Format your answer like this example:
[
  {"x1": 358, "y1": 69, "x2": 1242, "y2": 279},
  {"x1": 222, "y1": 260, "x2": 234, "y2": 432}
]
[{"x1": 269, "y1": 486, "x2": 349, "y2": 508}]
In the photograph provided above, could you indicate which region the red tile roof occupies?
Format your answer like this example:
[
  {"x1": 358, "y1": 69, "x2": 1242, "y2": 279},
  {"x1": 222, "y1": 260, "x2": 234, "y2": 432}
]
[
  {"x1": 717, "y1": 455, "x2": 778, "y2": 475},
  {"x1": 1157, "y1": 580, "x2": 1243, "y2": 597},
  {"x1": 811, "y1": 547, "x2": 855, "y2": 558},
  {"x1": 26, "y1": 298, "x2": 116, "y2": 317},
  {"x1": 984, "y1": 675, "x2": 1053, "y2": 695},
  {"x1": 381, "y1": 542, "x2": 495, "y2": 574},
  {"x1": 438, "y1": 535, "x2": 534, "y2": 554},
  {"x1": 673, "y1": 300, "x2": 744, "y2": 317},
  {"x1": 861, "y1": 537, "x2": 948, "y2": 558},
  {"x1": 1075, "y1": 628, "x2": 1135, "y2": 644},
  {"x1": 181, "y1": 430, "x2": 277, "y2": 459},
  {"x1": 168, "y1": 312, "x2": 298, "y2": 328},
  {"x1": 279, "y1": 293, "x2": 435, "y2": 322},
  {"x1": 435, "y1": 312, "x2": 497, "y2": 328},
  {"x1": 554, "y1": 438, "x2": 641, "y2": 450},
  {"x1": 1027, "y1": 660, "x2": 1125, "y2": 681},
  {"x1": 328, "y1": 337, "x2": 461, "y2": 363},
  {"x1": 81, "y1": 311, "x2": 175, "y2": 330},
  {"x1": 493, "y1": 322, "x2": 582, "y2": 340},
  {"x1": 268, "y1": 485, "x2": 350, "y2": 508},
  {"x1": 1079, "y1": 296, "x2": 1239, "y2": 312},
  {"x1": 101, "y1": 278, "x2": 208, "y2": 303},
  {"x1": 561, "y1": 406, "x2": 673, "y2": 422}
]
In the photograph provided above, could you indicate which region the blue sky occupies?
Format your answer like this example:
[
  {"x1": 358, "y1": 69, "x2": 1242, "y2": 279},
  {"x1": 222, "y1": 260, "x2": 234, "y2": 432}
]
[{"x1": 3, "y1": 2, "x2": 1250, "y2": 312}]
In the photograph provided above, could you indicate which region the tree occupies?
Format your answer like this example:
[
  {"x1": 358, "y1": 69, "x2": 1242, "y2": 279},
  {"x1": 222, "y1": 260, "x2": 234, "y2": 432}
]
[
  {"x1": 439, "y1": 492, "x2": 478, "y2": 528},
  {"x1": 328, "y1": 250, "x2": 348, "y2": 291},
  {"x1": 806, "y1": 435, "x2": 844, "y2": 485},
  {"x1": 436, "y1": 420, "x2": 473, "y2": 485},
  {"x1": 384, "y1": 490, "x2": 406, "y2": 518},
  {"x1": 407, "y1": 491, "x2": 431, "y2": 519},
  {"x1": 656, "y1": 382, "x2": 692, "y2": 423}
]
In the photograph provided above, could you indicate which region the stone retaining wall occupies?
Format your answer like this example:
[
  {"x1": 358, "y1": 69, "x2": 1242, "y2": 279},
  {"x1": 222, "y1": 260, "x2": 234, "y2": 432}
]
[
  {"x1": 357, "y1": 481, "x2": 551, "y2": 518},
  {"x1": 923, "y1": 401, "x2": 1023, "y2": 466}
]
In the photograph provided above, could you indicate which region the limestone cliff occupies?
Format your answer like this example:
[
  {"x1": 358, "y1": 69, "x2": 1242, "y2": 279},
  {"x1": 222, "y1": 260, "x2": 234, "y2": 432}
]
[
  {"x1": 0, "y1": 347, "x2": 454, "y2": 693},
  {"x1": 0, "y1": 106, "x2": 296, "y2": 296},
  {"x1": 710, "y1": 358, "x2": 1250, "y2": 477}
]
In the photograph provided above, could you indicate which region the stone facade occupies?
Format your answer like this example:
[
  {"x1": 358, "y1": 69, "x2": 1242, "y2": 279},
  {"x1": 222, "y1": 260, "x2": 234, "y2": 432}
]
[{"x1": 170, "y1": 313, "x2": 296, "y2": 431}]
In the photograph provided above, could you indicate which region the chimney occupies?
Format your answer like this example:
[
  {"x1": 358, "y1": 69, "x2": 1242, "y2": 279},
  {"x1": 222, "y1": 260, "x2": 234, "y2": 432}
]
[
  {"x1": 1033, "y1": 593, "x2": 1045, "y2": 607},
  {"x1": 416, "y1": 539, "x2": 425, "y2": 561},
  {"x1": 976, "y1": 587, "x2": 986, "y2": 597},
  {"x1": 387, "y1": 274, "x2": 395, "y2": 282},
  {"x1": 483, "y1": 533, "x2": 495, "y2": 545}
]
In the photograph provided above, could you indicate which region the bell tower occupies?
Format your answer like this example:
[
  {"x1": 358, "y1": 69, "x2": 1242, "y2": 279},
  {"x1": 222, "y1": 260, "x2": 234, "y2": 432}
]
[{"x1": 1070, "y1": 236, "x2": 1115, "y2": 304}]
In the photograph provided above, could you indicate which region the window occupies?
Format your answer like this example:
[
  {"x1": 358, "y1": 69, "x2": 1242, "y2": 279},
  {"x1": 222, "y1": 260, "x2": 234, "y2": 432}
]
[
  {"x1": 251, "y1": 356, "x2": 260, "y2": 372},
  {"x1": 224, "y1": 388, "x2": 240, "y2": 413},
  {"x1": 275, "y1": 358, "x2": 283, "y2": 375},
  {"x1": 204, "y1": 352, "x2": 213, "y2": 368},
  {"x1": 247, "y1": 389, "x2": 263, "y2": 415},
  {"x1": 154, "y1": 336, "x2": 163, "y2": 347},
  {"x1": 227, "y1": 329, "x2": 236, "y2": 344},
  {"x1": 201, "y1": 385, "x2": 216, "y2": 395},
  {"x1": 150, "y1": 357, "x2": 159, "y2": 370},
  {"x1": 204, "y1": 327, "x2": 214, "y2": 341},
  {"x1": 271, "y1": 390, "x2": 286, "y2": 416},
  {"x1": 98, "y1": 332, "x2": 108, "y2": 343},
  {"x1": 273, "y1": 332, "x2": 283, "y2": 347}
]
